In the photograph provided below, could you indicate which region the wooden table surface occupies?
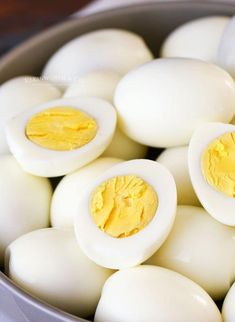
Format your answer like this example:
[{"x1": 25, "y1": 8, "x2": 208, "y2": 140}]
[{"x1": 0, "y1": 0, "x2": 93, "y2": 56}]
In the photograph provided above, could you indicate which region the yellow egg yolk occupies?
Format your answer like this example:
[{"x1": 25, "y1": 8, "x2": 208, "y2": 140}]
[
  {"x1": 26, "y1": 106, "x2": 98, "y2": 151},
  {"x1": 90, "y1": 175, "x2": 158, "y2": 238},
  {"x1": 202, "y1": 132, "x2": 235, "y2": 197}
]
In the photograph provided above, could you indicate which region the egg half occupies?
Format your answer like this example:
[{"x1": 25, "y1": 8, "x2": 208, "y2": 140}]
[
  {"x1": 5, "y1": 97, "x2": 116, "y2": 177},
  {"x1": 74, "y1": 159, "x2": 177, "y2": 269}
]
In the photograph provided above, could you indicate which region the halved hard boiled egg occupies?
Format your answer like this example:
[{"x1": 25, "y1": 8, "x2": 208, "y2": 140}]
[
  {"x1": 189, "y1": 122, "x2": 235, "y2": 225},
  {"x1": 74, "y1": 159, "x2": 177, "y2": 269},
  {"x1": 5, "y1": 97, "x2": 116, "y2": 177}
]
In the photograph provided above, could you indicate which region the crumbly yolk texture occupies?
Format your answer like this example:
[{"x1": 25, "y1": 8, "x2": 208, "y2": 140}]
[
  {"x1": 26, "y1": 106, "x2": 98, "y2": 151},
  {"x1": 202, "y1": 132, "x2": 235, "y2": 197},
  {"x1": 90, "y1": 175, "x2": 158, "y2": 238}
]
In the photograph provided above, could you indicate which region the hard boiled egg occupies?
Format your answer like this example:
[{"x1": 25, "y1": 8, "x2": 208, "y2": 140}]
[
  {"x1": 146, "y1": 205, "x2": 235, "y2": 300},
  {"x1": 64, "y1": 70, "x2": 147, "y2": 160},
  {"x1": 95, "y1": 266, "x2": 222, "y2": 322},
  {"x1": 5, "y1": 228, "x2": 113, "y2": 318},
  {"x1": 115, "y1": 58, "x2": 235, "y2": 147},
  {"x1": 74, "y1": 159, "x2": 176, "y2": 269},
  {"x1": 157, "y1": 147, "x2": 200, "y2": 206},
  {"x1": 161, "y1": 16, "x2": 229, "y2": 62},
  {"x1": 189, "y1": 122, "x2": 235, "y2": 226},
  {"x1": 0, "y1": 155, "x2": 52, "y2": 266},
  {"x1": 42, "y1": 29, "x2": 153, "y2": 88},
  {"x1": 51, "y1": 157, "x2": 123, "y2": 228},
  {"x1": 5, "y1": 97, "x2": 116, "y2": 177},
  {"x1": 222, "y1": 282, "x2": 235, "y2": 322},
  {"x1": 0, "y1": 76, "x2": 61, "y2": 155}
]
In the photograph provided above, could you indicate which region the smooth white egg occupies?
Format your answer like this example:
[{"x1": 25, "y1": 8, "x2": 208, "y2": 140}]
[
  {"x1": 161, "y1": 16, "x2": 229, "y2": 62},
  {"x1": 74, "y1": 159, "x2": 176, "y2": 269},
  {"x1": 115, "y1": 58, "x2": 235, "y2": 147},
  {"x1": 5, "y1": 228, "x2": 113, "y2": 318},
  {"x1": 0, "y1": 155, "x2": 52, "y2": 266},
  {"x1": 188, "y1": 122, "x2": 235, "y2": 226},
  {"x1": 64, "y1": 70, "x2": 147, "y2": 160},
  {"x1": 157, "y1": 147, "x2": 200, "y2": 206},
  {"x1": 222, "y1": 282, "x2": 235, "y2": 322},
  {"x1": 95, "y1": 265, "x2": 222, "y2": 322},
  {"x1": 146, "y1": 205, "x2": 235, "y2": 300},
  {"x1": 51, "y1": 157, "x2": 123, "y2": 228},
  {"x1": 0, "y1": 76, "x2": 61, "y2": 155},
  {"x1": 42, "y1": 29, "x2": 153, "y2": 88},
  {"x1": 217, "y1": 15, "x2": 235, "y2": 78},
  {"x1": 5, "y1": 97, "x2": 116, "y2": 177}
]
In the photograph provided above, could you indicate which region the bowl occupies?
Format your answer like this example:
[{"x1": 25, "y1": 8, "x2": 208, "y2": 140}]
[{"x1": 0, "y1": 1, "x2": 235, "y2": 321}]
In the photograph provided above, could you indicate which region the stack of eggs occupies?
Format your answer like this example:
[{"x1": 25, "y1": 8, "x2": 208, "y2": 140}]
[{"x1": 1, "y1": 15, "x2": 235, "y2": 322}]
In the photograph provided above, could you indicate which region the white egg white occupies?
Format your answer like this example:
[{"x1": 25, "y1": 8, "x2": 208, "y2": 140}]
[
  {"x1": 5, "y1": 228, "x2": 113, "y2": 318},
  {"x1": 146, "y1": 205, "x2": 235, "y2": 300},
  {"x1": 51, "y1": 157, "x2": 123, "y2": 228},
  {"x1": 114, "y1": 58, "x2": 235, "y2": 147},
  {"x1": 161, "y1": 16, "x2": 229, "y2": 62},
  {"x1": 95, "y1": 266, "x2": 222, "y2": 322},
  {"x1": 222, "y1": 282, "x2": 235, "y2": 322},
  {"x1": 0, "y1": 155, "x2": 52, "y2": 266},
  {"x1": 74, "y1": 159, "x2": 177, "y2": 269},
  {"x1": 0, "y1": 76, "x2": 61, "y2": 155},
  {"x1": 157, "y1": 147, "x2": 200, "y2": 206},
  {"x1": 189, "y1": 122, "x2": 235, "y2": 226},
  {"x1": 42, "y1": 29, "x2": 153, "y2": 88},
  {"x1": 5, "y1": 97, "x2": 117, "y2": 177}
]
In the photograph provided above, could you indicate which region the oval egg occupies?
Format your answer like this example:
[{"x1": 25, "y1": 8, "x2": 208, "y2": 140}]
[
  {"x1": 5, "y1": 97, "x2": 116, "y2": 177},
  {"x1": 222, "y1": 282, "x2": 235, "y2": 322},
  {"x1": 161, "y1": 16, "x2": 229, "y2": 62},
  {"x1": 42, "y1": 29, "x2": 153, "y2": 88},
  {"x1": 74, "y1": 159, "x2": 177, "y2": 269},
  {"x1": 115, "y1": 58, "x2": 235, "y2": 147},
  {"x1": 95, "y1": 266, "x2": 222, "y2": 322},
  {"x1": 0, "y1": 76, "x2": 61, "y2": 155},
  {"x1": 188, "y1": 122, "x2": 235, "y2": 225}
]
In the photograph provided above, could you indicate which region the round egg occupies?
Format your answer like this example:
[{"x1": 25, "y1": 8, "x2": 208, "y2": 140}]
[
  {"x1": 217, "y1": 15, "x2": 235, "y2": 78},
  {"x1": 42, "y1": 29, "x2": 153, "y2": 88},
  {"x1": 188, "y1": 122, "x2": 235, "y2": 226},
  {"x1": 222, "y1": 282, "x2": 235, "y2": 322},
  {"x1": 0, "y1": 155, "x2": 52, "y2": 266},
  {"x1": 146, "y1": 206, "x2": 235, "y2": 300},
  {"x1": 161, "y1": 16, "x2": 229, "y2": 62},
  {"x1": 65, "y1": 70, "x2": 147, "y2": 160},
  {"x1": 0, "y1": 76, "x2": 61, "y2": 155},
  {"x1": 157, "y1": 147, "x2": 200, "y2": 206},
  {"x1": 5, "y1": 228, "x2": 113, "y2": 318},
  {"x1": 95, "y1": 265, "x2": 222, "y2": 322},
  {"x1": 74, "y1": 159, "x2": 177, "y2": 269},
  {"x1": 5, "y1": 97, "x2": 116, "y2": 177},
  {"x1": 114, "y1": 58, "x2": 235, "y2": 147},
  {"x1": 51, "y1": 157, "x2": 123, "y2": 228}
]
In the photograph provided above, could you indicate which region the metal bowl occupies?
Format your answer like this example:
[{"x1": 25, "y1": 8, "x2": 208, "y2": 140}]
[{"x1": 0, "y1": 1, "x2": 235, "y2": 321}]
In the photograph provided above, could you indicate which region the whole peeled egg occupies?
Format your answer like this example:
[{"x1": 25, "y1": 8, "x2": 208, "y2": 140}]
[
  {"x1": 64, "y1": 70, "x2": 147, "y2": 160},
  {"x1": 74, "y1": 159, "x2": 177, "y2": 269},
  {"x1": 42, "y1": 29, "x2": 153, "y2": 88},
  {"x1": 0, "y1": 76, "x2": 61, "y2": 155},
  {"x1": 146, "y1": 205, "x2": 235, "y2": 300},
  {"x1": 95, "y1": 266, "x2": 222, "y2": 322},
  {"x1": 222, "y1": 282, "x2": 235, "y2": 322},
  {"x1": 0, "y1": 155, "x2": 52, "y2": 266},
  {"x1": 157, "y1": 146, "x2": 200, "y2": 206},
  {"x1": 51, "y1": 157, "x2": 123, "y2": 229},
  {"x1": 161, "y1": 16, "x2": 229, "y2": 62},
  {"x1": 5, "y1": 228, "x2": 113, "y2": 318},
  {"x1": 115, "y1": 58, "x2": 235, "y2": 147},
  {"x1": 189, "y1": 122, "x2": 235, "y2": 226},
  {"x1": 5, "y1": 97, "x2": 116, "y2": 177}
]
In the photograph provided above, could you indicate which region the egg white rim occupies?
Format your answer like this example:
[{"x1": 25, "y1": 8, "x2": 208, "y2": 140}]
[
  {"x1": 188, "y1": 122, "x2": 235, "y2": 226},
  {"x1": 5, "y1": 97, "x2": 117, "y2": 177},
  {"x1": 74, "y1": 159, "x2": 177, "y2": 269}
]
